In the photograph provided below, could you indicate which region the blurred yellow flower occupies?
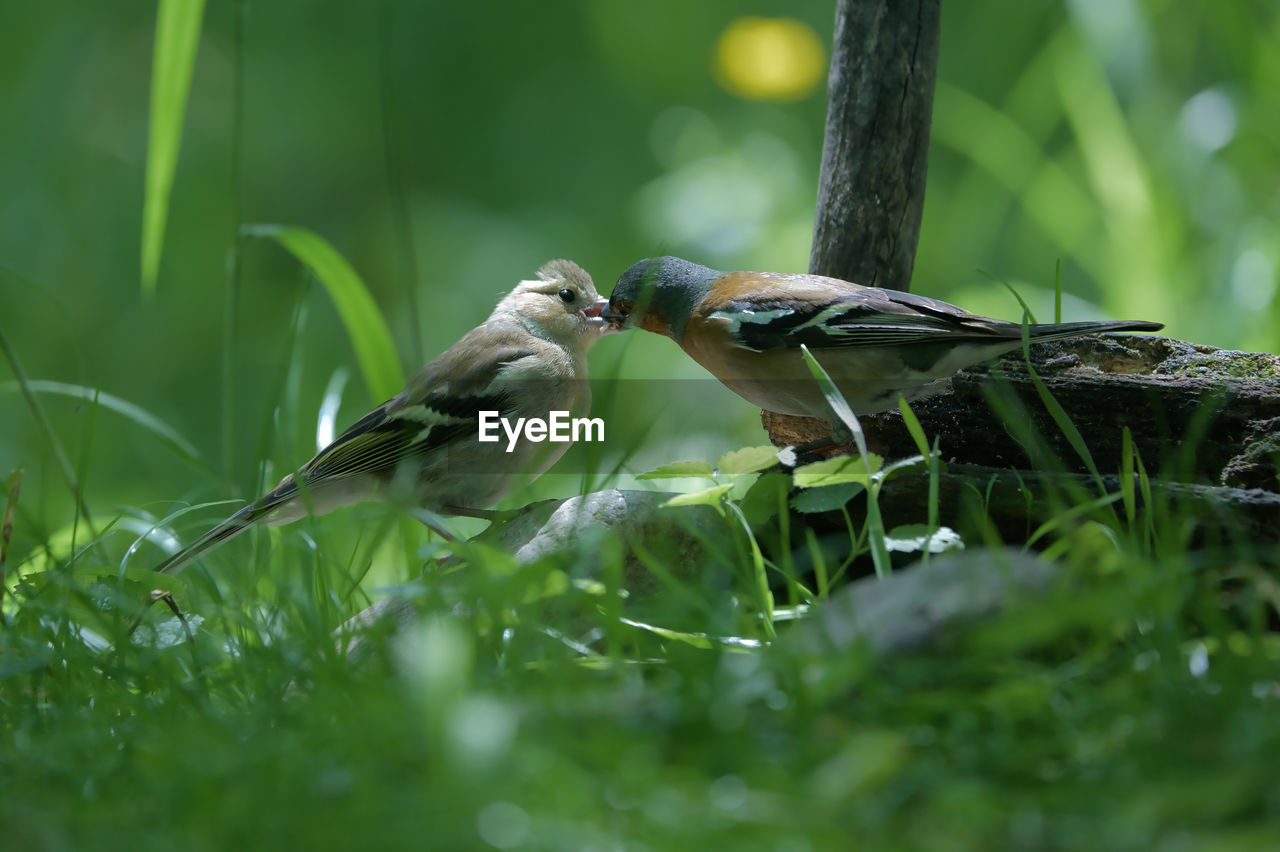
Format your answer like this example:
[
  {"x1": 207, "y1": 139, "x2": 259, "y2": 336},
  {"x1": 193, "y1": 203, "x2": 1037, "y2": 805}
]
[{"x1": 714, "y1": 17, "x2": 826, "y2": 102}]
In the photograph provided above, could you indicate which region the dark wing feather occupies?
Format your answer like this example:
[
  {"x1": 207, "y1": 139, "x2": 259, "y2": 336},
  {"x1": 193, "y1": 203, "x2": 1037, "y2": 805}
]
[
  {"x1": 708, "y1": 271, "x2": 1160, "y2": 352},
  {"x1": 296, "y1": 342, "x2": 534, "y2": 485},
  {"x1": 712, "y1": 279, "x2": 1009, "y2": 352},
  {"x1": 154, "y1": 340, "x2": 535, "y2": 576}
]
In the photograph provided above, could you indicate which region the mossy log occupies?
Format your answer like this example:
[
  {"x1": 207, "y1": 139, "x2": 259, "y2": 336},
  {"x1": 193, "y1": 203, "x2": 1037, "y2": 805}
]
[{"x1": 763, "y1": 335, "x2": 1280, "y2": 494}]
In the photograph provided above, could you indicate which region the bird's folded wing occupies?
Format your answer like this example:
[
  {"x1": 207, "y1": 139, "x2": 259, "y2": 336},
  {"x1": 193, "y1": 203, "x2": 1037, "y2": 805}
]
[
  {"x1": 706, "y1": 273, "x2": 1013, "y2": 352},
  {"x1": 298, "y1": 343, "x2": 536, "y2": 483}
]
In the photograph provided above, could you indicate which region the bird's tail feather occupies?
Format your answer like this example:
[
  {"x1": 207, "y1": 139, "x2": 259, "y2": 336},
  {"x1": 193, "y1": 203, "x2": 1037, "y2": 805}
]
[
  {"x1": 153, "y1": 483, "x2": 297, "y2": 576},
  {"x1": 1026, "y1": 320, "x2": 1163, "y2": 343}
]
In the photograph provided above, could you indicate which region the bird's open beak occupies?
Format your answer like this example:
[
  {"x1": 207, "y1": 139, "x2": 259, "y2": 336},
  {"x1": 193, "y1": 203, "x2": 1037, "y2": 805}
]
[
  {"x1": 578, "y1": 299, "x2": 617, "y2": 333},
  {"x1": 600, "y1": 301, "x2": 630, "y2": 329}
]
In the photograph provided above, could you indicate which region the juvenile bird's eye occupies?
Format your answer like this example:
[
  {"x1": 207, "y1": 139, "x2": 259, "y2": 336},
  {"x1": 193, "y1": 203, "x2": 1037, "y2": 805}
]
[{"x1": 558, "y1": 288, "x2": 575, "y2": 304}]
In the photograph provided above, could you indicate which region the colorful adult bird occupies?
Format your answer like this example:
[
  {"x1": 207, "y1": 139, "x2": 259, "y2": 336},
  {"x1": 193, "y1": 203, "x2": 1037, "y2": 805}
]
[
  {"x1": 602, "y1": 256, "x2": 1163, "y2": 435},
  {"x1": 152, "y1": 259, "x2": 610, "y2": 576}
]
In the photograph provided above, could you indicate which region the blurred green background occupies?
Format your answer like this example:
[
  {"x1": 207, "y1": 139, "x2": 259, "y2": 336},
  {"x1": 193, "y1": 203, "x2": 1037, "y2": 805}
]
[{"x1": 2, "y1": 0, "x2": 1278, "y2": 544}]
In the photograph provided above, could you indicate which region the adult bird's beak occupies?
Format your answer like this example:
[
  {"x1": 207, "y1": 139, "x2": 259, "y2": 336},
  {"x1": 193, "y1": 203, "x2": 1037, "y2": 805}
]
[
  {"x1": 579, "y1": 298, "x2": 616, "y2": 332},
  {"x1": 600, "y1": 301, "x2": 630, "y2": 329}
]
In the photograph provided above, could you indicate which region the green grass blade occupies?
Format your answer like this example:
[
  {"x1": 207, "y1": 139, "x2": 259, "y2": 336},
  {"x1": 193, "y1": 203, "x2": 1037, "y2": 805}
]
[
  {"x1": 618, "y1": 617, "x2": 763, "y2": 651},
  {"x1": 798, "y1": 345, "x2": 861, "y2": 442},
  {"x1": 1, "y1": 380, "x2": 203, "y2": 467},
  {"x1": 897, "y1": 397, "x2": 942, "y2": 558},
  {"x1": 717, "y1": 446, "x2": 780, "y2": 476},
  {"x1": 799, "y1": 345, "x2": 890, "y2": 577},
  {"x1": 141, "y1": 0, "x2": 207, "y2": 295},
  {"x1": 927, "y1": 436, "x2": 941, "y2": 536},
  {"x1": 1120, "y1": 426, "x2": 1136, "y2": 525},
  {"x1": 1054, "y1": 258, "x2": 1063, "y2": 324},
  {"x1": 803, "y1": 528, "x2": 829, "y2": 599},
  {"x1": 726, "y1": 502, "x2": 775, "y2": 639},
  {"x1": 243, "y1": 225, "x2": 403, "y2": 400},
  {"x1": 1025, "y1": 491, "x2": 1123, "y2": 549},
  {"x1": 1135, "y1": 441, "x2": 1155, "y2": 552},
  {"x1": 897, "y1": 396, "x2": 930, "y2": 458},
  {"x1": 1019, "y1": 316, "x2": 1106, "y2": 493},
  {"x1": 0, "y1": 321, "x2": 95, "y2": 530},
  {"x1": 980, "y1": 270, "x2": 1038, "y2": 324}
]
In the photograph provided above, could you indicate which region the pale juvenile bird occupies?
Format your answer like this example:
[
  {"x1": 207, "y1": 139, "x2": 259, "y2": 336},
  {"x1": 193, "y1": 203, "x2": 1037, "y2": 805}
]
[
  {"x1": 153, "y1": 259, "x2": 609, "y2": 576},
  {"x1": 602, "y1": 256, "x2": 1162, "y2": 435}
]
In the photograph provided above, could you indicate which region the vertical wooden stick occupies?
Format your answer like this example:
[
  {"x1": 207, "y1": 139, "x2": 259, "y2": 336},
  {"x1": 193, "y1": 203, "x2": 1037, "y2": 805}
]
[{"x1": 809, "y1": 0, "x2": 941, "y2": 291}]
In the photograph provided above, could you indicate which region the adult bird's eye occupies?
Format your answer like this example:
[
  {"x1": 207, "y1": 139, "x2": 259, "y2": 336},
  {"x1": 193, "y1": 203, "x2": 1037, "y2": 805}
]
[{"x1": 558, "y1": 288, "x2": 575, "y2": 304}]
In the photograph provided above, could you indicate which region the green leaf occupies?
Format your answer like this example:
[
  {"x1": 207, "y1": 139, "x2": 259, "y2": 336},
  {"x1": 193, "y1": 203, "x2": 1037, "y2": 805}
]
[
  {"x1": 664, "y1": 483, "x2": 734, "y2": 508},
  {"x1": 884, "y1": 524, "x2": 965, "y2": 554},
  {"x1": 244, "y1": 225, "x2": 403, "y2": 401},
  {"x1": 519, "y1": 568, "x2": 570, "y2": 604},
  {"x1": 790, "y1": 482, "x2": 862, "y2": 514},
  {"x1": 451, "y1": 539, "x2": 520, "y2": 576},
  {"x1": 740, "y1": 472, "x2": 791, "y2": 525},
  {"x1": 717, "y1": 445, "x2": 780, "y2": 476},
  {"x1": 637, "y1": 460, "x2": 716, "y2": 480},
  {"x1": 95, "y1": 565, "x2": 188, "y2": 595},
  {"x1": 793, "y1": 454, "x2": 882, "y2": 488},
  {"x1": 571, "y1": 578, "x2": 608, "y2": 596},
  {"x1": 727, "y1": 473, "x2": 761, "y2": 502},
  {"x1": 141, "y1": 0, "x2": 207, "y2": 295}
]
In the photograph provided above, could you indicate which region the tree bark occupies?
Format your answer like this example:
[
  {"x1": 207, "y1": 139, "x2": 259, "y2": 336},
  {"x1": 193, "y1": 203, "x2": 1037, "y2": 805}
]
[{"x1": 810, "y1": 0, "x2": 941, "y2": 290}]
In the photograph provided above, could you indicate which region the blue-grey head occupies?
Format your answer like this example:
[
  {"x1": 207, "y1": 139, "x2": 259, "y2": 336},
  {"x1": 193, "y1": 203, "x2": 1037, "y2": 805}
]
[{"x1": 602, "y1": 256, "x2": 719, "y2": 343}]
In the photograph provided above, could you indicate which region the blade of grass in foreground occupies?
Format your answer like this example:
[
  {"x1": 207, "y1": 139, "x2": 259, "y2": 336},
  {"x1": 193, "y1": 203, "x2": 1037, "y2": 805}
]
[
  {"x1": 1121, "y1": 426, "x2": 1136, "y2": 525},
  {"x1": 799, "y1": 344, "x2": 890, "y2": 577},
  {"x1": 141, "y1": 0, "x2": 207, "y2": 295},
  {"x1": 897, "y1": 396, "x2": 941, "y2": 561},
  {"x1": 726, "y1": 502, "x2": 775, "y2": 640},
  {"x1": 0, "y1": 321, "x2": 96, "y2": 531},
  {"x1": 981, "y1": 269, "x2": 1038, "y2": 324},
  {"x1": 1054, "y1": 258, "x2": 1063, "y2": 324},
  {"x1": 1018, "y1": 314, "x2": 1107, "y2": 495},
  {"x1": 243, "y1": 225, "x2": 403, "y2": 401},
  {"x1": 0, "y1": 380, "x2": 204, "y2": 468}
]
